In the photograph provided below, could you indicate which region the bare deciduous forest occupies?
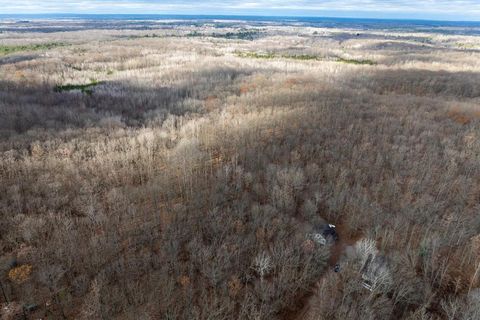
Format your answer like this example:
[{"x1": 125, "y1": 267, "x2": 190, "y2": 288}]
[{"x1": 1, "y1": 19, "x2": 480, "y2": 319}]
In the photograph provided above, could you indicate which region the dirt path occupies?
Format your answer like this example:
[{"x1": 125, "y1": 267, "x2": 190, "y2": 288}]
[{"x1": 286, "y1": 223, "x2": 360, "y2": 320}]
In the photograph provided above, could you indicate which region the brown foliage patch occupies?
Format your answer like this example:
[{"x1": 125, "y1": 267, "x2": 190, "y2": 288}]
[
  {"x1": 228, "y1": 276, "x2": 243, "y2": 298},
  {"x1": 447, "y1": 106, "x2": 480, "y2": 125},
  {"x1": 8, "y1": 264, "x2": 33, "y2": 284},
  {"x1": 284, "y1": 78, "x2": 300, "y2": 88},
  {"x1": 204, "y1": 95, "x2": 218, "y2": 112},
  {"x1": 239, "y1": 83, "x2": 257, "y2": 94},
  {"x1": 178, "y1": 275, "x2": 191, "y2": 288}
]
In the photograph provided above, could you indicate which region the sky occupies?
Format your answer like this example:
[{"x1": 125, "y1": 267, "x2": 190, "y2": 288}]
[{"x1": 1, "y1": 0, "x2": 480, "y2": 21}]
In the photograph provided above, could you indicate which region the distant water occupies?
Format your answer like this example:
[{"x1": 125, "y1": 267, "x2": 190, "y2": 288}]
[{"x1": 1, "y1": 14, "x2": 480, "y2": 35}]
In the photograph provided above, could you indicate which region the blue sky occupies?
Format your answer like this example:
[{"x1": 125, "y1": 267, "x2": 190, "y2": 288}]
[{"x1": 1, "y1": 0, "x2": 480, "y2": 21}]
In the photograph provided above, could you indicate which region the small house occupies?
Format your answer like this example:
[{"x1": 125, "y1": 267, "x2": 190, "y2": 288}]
[{"x1": 309, "y1": 223, "x2": 339, "y2": 245}]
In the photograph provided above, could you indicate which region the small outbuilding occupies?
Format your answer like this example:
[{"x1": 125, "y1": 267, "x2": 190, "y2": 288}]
[{"x1": 309, "y1": 223, "x2": 339, "y2": 245}]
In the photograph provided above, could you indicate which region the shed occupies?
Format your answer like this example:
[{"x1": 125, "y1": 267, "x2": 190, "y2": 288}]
[{"x1": 309, "y1": 223, "x2": 339, "y2": 245}]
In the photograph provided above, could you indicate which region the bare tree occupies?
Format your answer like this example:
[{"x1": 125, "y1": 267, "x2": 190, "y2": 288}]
[{"x1": 252, "y1": 252, "x2": 273, "y2": 282}]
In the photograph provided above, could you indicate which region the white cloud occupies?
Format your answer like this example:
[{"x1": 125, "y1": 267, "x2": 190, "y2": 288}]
[{"x1": 1, "y1": 0, "x2": 479, "y2": 20}]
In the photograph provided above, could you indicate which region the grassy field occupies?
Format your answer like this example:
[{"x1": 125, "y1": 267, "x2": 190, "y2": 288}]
[
  {"x1": 0, "y1": 21, "x2": 480, "y2": 320},
  {"x1": 0, "y1": 42, "x2": 67, "y2": 56},
  {"x1": 55, "y1": 80, "x2": 103, "y2": 95}
]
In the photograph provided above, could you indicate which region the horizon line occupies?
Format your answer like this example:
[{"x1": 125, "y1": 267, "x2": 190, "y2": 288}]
[{"x1": 1, "y1": 13, "x2": 480, "y2": 23}]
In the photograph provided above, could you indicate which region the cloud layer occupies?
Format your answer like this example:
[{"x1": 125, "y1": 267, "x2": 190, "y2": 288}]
[{"x1": 1, "y1": 0, "x2": 479, "y2": 20}]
